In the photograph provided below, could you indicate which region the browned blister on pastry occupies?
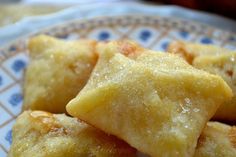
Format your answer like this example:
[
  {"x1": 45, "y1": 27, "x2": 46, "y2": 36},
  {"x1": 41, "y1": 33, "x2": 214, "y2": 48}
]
[
  {"x1": 96, "y1": 40, "x2": 144, "y2": 59},
  {"x1": 167, "y1": 41, "x2": 231, "y2": 64}
]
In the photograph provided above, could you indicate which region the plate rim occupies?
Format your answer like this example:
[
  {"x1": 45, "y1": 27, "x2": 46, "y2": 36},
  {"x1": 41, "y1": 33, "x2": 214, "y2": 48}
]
[
  {"x1": 1, "y1": 14, "x2": 235, "y2": 49},
  {"x1": 0, "y1": 2, "x2": 236, "y2": 46}
]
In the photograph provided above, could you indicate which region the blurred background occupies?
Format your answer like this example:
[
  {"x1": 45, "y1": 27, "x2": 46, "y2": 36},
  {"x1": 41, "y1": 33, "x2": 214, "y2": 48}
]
[{"x1": 0, "y1": 0, "x2": 236, "y2": 27}]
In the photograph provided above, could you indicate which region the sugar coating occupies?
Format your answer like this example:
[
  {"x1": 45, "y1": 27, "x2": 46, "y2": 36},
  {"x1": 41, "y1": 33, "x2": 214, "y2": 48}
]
[
  {"x1": 168, "y1": 41, "x2": 236, "y2": 121},
  {"x1": 8, "y1": 111, "x2": 136, "y2": 157},
  {"x1": 67, "y1": 44, "x2": 232, "y2": 157}
]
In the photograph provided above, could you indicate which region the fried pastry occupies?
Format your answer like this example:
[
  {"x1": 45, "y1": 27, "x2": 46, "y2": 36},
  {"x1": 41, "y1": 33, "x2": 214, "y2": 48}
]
[
  {"x1": 67, "y1": 47, "x2": 232, "y2": 157},
  {"x1": 23, "y1": 37, "x2": 143, "y2": 113},
  {"x1": 194, "y1": 122, "x2": 236, "y2": 157},
  {"x1": 194, "y1": 53, "x2": 236, "y2": 121},
  {"x1": 96, "y1": 40, "x2": 144, "y2": 59},
  {"x1": 167, "y1": 41, "x2": 231, "y2": 64},
  {"x1": 168, "y1": 41, "x2": 236, "y2": 121},
  {"x1": 8, "y1": 110, "x2": 136, "y2": 157},
  {"x1": 23, "y1": 35, "x2": 97, "y2": 113}
]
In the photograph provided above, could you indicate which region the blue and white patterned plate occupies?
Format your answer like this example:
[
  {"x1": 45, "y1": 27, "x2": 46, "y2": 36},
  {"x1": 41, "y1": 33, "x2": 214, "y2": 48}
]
[{"x1": 0, "y1": 15, "x2": 236, "y2": 156}]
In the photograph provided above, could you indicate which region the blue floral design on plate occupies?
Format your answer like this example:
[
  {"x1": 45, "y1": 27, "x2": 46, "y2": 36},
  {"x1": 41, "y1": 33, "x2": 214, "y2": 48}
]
[
  {"x1": 98, "y1": 31, "x2": 110, "y2": 40},
  {"x1": 162, "y1": 41, "x2": 169, "y2": 50},
  {"x1": 5, "y1": 130, "x2": 12, "y2": 144},
  {"x1": 57, "y1": 34, "x2": 68, "y2": 39},
  {"x1": 11, "y1": 59, "x2": 26, "y2": 73},
  {"x1": 8, "y1": 46, "x2": 16, "y2": 52},
  {"x1": 179, "y1": 31, "x2": 189, "y2": 39},
  {"x1": 229, "y1": 36, "x2": 236, "y2": 42},
  {"x1": 200, "y1": 37, "x2": 213, "y2": 44},
  {"x1": 8, "y1": 93, "x2": 22, "y2": 107},
  {"x1": 139, "y1": 30, "x2": 151, "y2": 41},
  {"x1": 0, "y1": 75, "x2": 2, "y2": 86}
]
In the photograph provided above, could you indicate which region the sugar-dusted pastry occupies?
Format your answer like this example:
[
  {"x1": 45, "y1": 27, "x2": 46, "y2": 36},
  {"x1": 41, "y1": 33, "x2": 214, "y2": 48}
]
[
  {"x1": 23, "y1": 35, "x2": 97, "y2": 113},
  {"x1": 194, "y1": 122, "x2": 236, "y2": 157},
  {"x1": 96, "y1": 40, "x2": 144, "y2": 59},
  {"x1": 167, "y1": 41, "x2": 231, "y2": 64},
  {"x1": 23, "y1": 37, "x2": 144, "y2": 113},
  {"x1": 193, "y1": 53, "x2": 236, "y2": 121},
  {"x1": 67, "y1": 46, "x2": 232, "y2": 157},
  {"x1": 168, "y1": 41, "x2": 236, "y2": 121},
  {"x1": 8, "y1": 110, "x2": 137, "y2": 157}
]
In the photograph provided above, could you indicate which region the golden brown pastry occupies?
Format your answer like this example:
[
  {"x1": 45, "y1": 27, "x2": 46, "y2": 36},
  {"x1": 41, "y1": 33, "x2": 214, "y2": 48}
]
[
  {"x1": 194, "y1": 53, "x2": 236, "y2": 121},
  {"x1": 23, "y1": 35, "x2": 97, "y2": 113},
  {"x1": 66, "y1": 46, "x2": 232, "y2": 157},
  {"x1": 168, "y1": 41, "x2": 236, "y2": 121},
  {"x1": 8, "y1": 110, "x2": 137, "y2": 157},
  {"x1": 96, "y1": 40, "x2": 144, "y2": 59},
  {"x1": 23, "y1": 36, "x2": 144, "y2": 113},
  {"x1": 194, "y1": 122, "x2": 236, "y2": 157},
  {"x1": 167, "y1": 41, "x2": 231, "y2": 64}
]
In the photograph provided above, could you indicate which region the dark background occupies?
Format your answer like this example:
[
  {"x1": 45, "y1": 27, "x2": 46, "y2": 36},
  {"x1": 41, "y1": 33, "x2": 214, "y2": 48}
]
[{"x1": 146, "y1": 0, "x2": 236, "y2": 20}]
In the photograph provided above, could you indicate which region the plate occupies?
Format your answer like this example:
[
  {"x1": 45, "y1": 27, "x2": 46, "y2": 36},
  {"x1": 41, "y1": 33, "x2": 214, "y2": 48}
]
[
  {"x1": 0, "y1": 14, "x2": 236, "y2": 156},
  {"x1": 1, "y1": 2, "x2": 236, "y2": 46}
]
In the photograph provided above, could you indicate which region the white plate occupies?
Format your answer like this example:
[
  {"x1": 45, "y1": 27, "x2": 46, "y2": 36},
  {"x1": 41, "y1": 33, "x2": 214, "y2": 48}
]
[{"x1": 1, "y1": 2, "x2": 236, "y2": 46}]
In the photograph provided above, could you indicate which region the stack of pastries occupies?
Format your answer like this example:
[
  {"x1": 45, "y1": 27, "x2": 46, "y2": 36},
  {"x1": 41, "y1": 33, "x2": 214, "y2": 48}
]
[{"x1": 8, "y1": 35, "x2": 236, "y2": 157}]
